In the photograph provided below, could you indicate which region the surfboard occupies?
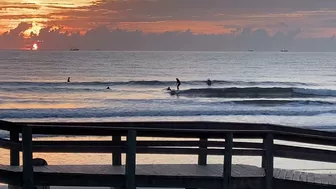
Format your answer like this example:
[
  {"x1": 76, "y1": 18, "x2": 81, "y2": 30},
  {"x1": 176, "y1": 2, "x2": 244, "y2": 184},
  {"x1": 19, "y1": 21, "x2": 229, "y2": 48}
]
[{"x1": 169, "y1": 89, "x2": 179, "y2": 95}]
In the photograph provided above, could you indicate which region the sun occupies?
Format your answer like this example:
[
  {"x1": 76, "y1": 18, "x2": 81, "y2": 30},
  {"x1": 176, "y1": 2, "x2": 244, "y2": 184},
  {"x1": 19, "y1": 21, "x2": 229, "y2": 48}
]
[{"x1": 32, "y1": 43, "x2": 38, "y2": 50}]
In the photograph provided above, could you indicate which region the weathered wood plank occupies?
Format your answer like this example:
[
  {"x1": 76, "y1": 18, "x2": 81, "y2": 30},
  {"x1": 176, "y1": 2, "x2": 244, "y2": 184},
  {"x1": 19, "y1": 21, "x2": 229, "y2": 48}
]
[
  {"x1": 277, "y1": 169, "x2": 287, "y2": 180},
  {"x1": 315, "y1": 173, "x2": 322, "y2": 184},
  {"x1": 328, "y1": 175, "x2": 336, "y2": 185},
  {"x1": 321, "y1": 175, "x2": 331, "y2": 185},
  {"x1": 10, "y1": 131, "x2": 19, "y2": 166},
  {"x1": 273, "y1": 169, "x2": 281, "y2": 178},
  {"x1": 235, "y1": 164, "x2": 261, "y2": 177},
  {"x1": 0, "y1": 120, "x2": 23, "y2": 131},
  {"x1": 21, "y1": 121, "x2": 336, "y2": 139},
  {"x1": 264, "y1": 133, "x2": 274, "y2": 189},
  {"x1": 307, "y1": 172, "x2": 315, "y2": 183},
  {"x1": 321, "y1": 174, "x2": 331, "y2": 185},
  {"x1": 1, "y1": 164, "x2": 265, "y2": 177},
  {"x1": 198, "y1": 137, "x2": 207, "y2": 165},
  {"x1": 22, "y1": 127, "x2": 34, "y2": 189},
  {"x1": 274, "y1": 144, "x2": 336, "y2": 163},
  {"x1": 284, "y1": 170, "x2": 295, "y2": 181},
  {"x1": 32, "y1": 140, "x2": 263, "y2": 149},
  {"x1": 293, "y1": 170, "x2": 300, "y2": 181},
  {"x1": 223, "y1": 133, "x2": 233, "y2": 189},
  {"x1": 112, "y1": 135, "x2": 122, "y2": 166},
  {"x1": 125, "y1": 130, "x2": 136, "y2": 189},
  {"x1": 0, "y1": 138, "x2": 20, "y2": 150},
  {"x1": 31, "y1": 144, "x2": 263, "y2": 156},
  {"x1": 299, "y1": 171, "x2": 308, "y2": 182},
  {"x1": 1, "y1": 121, "x2": 336, "y2": 189},
  {"x1": 0, "y1": 164, "x2": 336, "y2": 188}
]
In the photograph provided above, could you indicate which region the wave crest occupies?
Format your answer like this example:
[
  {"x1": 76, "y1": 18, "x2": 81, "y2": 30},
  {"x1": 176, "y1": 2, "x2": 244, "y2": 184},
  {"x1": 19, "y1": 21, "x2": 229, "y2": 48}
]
[{"x1": 172, "y1": 87, "x2": 336, "y2": 98}]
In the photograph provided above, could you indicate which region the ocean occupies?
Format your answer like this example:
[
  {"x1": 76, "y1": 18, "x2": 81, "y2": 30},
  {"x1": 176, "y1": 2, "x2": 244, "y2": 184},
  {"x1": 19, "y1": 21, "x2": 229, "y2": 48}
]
[
  {"x1": 0, "y1": 51, "x2": 336, "y2": 130},
  {"x1": 1, "y1": 51, "x2": 336, "y2": 187}
]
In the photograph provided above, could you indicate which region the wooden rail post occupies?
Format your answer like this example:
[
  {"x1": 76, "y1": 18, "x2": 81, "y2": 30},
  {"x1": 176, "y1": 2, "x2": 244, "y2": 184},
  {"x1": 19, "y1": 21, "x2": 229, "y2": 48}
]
[
  {"x1": 10, "y1": 130, "x2": 19, "y2": 166},
  {"x1": 223, "y1": 133, "x2": 233, "y2": 189},
  {"x1": 8, "y1": 130, "x2": 20, "y2": 189},
  {"x1": 112, "y1": 135, "x2": 122, "y2": 165},
  {"x1": 125, "y1": 130, "x2": 136, "y2": 189},
  {"x1": 263, "y1": 133, "x2": 274, "y2": 189},
  {"x1": 22, "y1": 127, "x2": 34, "y2": 189},
  {"x1": 198, "y1": 137, "x2": 208, "y2": 165}
]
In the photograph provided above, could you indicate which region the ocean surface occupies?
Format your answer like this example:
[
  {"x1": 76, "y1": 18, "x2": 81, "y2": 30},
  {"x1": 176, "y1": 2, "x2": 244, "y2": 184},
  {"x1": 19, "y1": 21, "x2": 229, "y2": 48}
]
[{"x1": 0, "y1": 51, "x2": 336, "y2": 130}]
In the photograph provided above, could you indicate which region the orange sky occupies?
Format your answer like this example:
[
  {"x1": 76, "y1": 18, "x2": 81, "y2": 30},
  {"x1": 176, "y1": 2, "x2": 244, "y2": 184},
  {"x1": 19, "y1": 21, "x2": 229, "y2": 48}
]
[{"x1": 1, "y1": 0, "x2": 336, "y2": 38}]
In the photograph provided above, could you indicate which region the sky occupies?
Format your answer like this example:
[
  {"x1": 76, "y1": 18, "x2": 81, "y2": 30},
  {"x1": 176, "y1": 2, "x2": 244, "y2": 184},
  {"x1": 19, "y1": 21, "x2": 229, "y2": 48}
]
[{"x1": 1, "y1": 0, "x2": 336, "y2": 51}]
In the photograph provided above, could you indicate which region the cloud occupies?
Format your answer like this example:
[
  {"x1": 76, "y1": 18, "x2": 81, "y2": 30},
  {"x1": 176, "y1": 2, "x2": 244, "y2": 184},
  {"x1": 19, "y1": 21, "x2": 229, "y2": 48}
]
[
  {"x1": 4, "y1": 22, "x2": 32, "y2": 36},
  {"x1": 32, "y1": 0, "x2": 336, "y2": 37},
  {"x1": 2, "y1": 22, "x2": 336, "y2": 52},
  {"x1": 0, "y1": 22, "x2": 32, "y2": 49},
  {"x1": 0, "y1": 3, "x2": 40, "y2": 10},
  {"x1": 1, "y1": 0, "x2": 336, "y2": 40}
]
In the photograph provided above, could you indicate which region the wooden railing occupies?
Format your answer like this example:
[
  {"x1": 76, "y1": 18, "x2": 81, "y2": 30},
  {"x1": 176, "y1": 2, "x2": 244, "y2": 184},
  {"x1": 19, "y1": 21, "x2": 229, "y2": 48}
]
[{"x1": 0, "y1": 120, "x2": 336, "y2": 189}]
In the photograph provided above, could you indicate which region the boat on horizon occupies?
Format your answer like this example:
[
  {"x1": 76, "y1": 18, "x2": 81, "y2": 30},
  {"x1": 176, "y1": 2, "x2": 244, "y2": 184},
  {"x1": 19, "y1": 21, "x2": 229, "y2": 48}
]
[
  {"x1": 280, "y1": 49, "x2": 288, "y2": 52},
  {"x1": 70, "y1": 48, "x2": 80, "y2": 51}
]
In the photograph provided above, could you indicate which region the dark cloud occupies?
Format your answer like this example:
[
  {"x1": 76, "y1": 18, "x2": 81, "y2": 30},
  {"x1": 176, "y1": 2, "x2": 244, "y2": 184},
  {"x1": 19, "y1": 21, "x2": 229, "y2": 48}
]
[
  {"x1": 35, "y1": 0, "x2": 336, "y2": 38},
  {"x1": 4, "y1": 22, "x2": 32, "y2": 36},
  {"x1": 83, "y1": 0, "x2": 336, "y2": 21},
  {"x1": 2, "y1": 22, "x2": 335, "y2": 52},
  {"x1": 0, "y1": 22, "x2": 31, "y2": 49},
  {"x1": 1, "y1": 0, "x2": 336, "y2": 38},
  {"x1": 91, "y1": 0, "x2": 336, "y2": 16}
]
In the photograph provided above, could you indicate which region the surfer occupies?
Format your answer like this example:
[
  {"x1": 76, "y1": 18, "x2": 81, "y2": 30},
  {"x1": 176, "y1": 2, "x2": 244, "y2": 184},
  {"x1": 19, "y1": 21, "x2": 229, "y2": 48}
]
[
  {"x1": 106, "y1": 87, "x2": 110, "y2": 89},
  {"x1": 166, "y1": 87, "x2": 171, "y2": 91},
  {"x1": 67, "y1": 77, "x2": 70, "y2": 82},
  {"x1": 176, "y1": 78, "x2": 181, "y2": 90},
  {"x1": 206, "y1": 79, "x2": 212, "y2": 86}
]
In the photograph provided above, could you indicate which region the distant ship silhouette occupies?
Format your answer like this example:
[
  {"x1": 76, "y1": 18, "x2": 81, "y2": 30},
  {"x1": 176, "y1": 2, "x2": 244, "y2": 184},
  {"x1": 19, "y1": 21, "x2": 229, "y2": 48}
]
[
  {"x1": 280, "y1": 49, "x2": 288, "y2": 52},
  {"x1": 70, "y1": 48, "x2": 79, "y2": 51}
]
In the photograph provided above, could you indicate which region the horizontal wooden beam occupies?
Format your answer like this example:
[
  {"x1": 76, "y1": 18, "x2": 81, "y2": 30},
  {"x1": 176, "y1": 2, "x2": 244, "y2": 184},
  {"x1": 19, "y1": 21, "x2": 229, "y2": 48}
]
[
  {"x1": 31, "y1": 144, "x2": 263, "y2": 156},
  {"x1": 275, "y1": 134, "x2": 336, "y2": 146},
  {"x1": 31, "y1": 140, "x2": 263, "y2": 149},
  {"x1": 274, "y1": 144, "x2": 336, "y2": 163},
  {"x1": 0, "y1": 121, "x2": 333, "y2": 144},
  {"x1": 0, "y1": 138, "x2": 20, "y2": 150},
  {"x1": 23, "y1": 121, "x2": 336, "y2": 138}
]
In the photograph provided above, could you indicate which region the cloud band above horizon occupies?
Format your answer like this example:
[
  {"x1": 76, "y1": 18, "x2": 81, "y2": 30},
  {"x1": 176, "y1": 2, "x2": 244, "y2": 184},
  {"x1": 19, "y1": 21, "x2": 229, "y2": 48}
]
[{"x1": 1, "y1": 0, "x2": 336, "y2": 50}]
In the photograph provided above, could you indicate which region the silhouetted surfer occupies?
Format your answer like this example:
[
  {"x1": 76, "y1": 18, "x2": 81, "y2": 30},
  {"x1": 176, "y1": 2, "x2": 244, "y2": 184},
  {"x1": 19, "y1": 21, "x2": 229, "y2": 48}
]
[
  {"x1": 176, "y1": 78, "x2": 181, "y2": 90},
  {"x1": 67, "y1": 77, "x2": 70, "y2": 82},
  {"x1": 106, "y1": 87, "x2": 110, "y2": 89},
  {"x1": 206, "y1": 79, "x2": 212, "y2": 86},
  {"x1": 166, "y1": 87, "x2": 171, "y2": 91}
]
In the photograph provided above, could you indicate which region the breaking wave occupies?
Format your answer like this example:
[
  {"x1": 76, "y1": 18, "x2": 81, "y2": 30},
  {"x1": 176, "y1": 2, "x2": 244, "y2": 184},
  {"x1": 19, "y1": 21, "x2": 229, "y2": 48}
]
[{"x1": 171, "y1": 87, "x2": 336, "y2": 98}]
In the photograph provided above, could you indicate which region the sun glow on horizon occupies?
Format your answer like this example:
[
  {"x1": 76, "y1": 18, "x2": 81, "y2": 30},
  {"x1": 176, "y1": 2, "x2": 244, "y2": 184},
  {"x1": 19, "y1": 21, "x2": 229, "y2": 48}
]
[{"x1": 32, "y1": 43, "x2": 38, "y2": 50}]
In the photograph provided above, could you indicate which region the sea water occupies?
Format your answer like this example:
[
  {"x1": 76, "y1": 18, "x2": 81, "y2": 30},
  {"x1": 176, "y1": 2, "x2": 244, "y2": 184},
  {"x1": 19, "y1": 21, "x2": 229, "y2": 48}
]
[
  {"x1": 0, "y1": 51, "x2": 335, "y2": 130},
  {"x1": 1, "y1": 51, "x2": 336, "y2": 187}
]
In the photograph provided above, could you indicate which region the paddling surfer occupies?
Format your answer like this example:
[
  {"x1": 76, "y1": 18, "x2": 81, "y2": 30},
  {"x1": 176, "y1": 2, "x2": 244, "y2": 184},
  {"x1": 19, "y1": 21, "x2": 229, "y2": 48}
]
[
  {"x1": 206, "y1": 79, "x2": 212, "y2": 86},
  {"x1": 67, "y1": 77, "x2": 70, "y2": 82}
]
